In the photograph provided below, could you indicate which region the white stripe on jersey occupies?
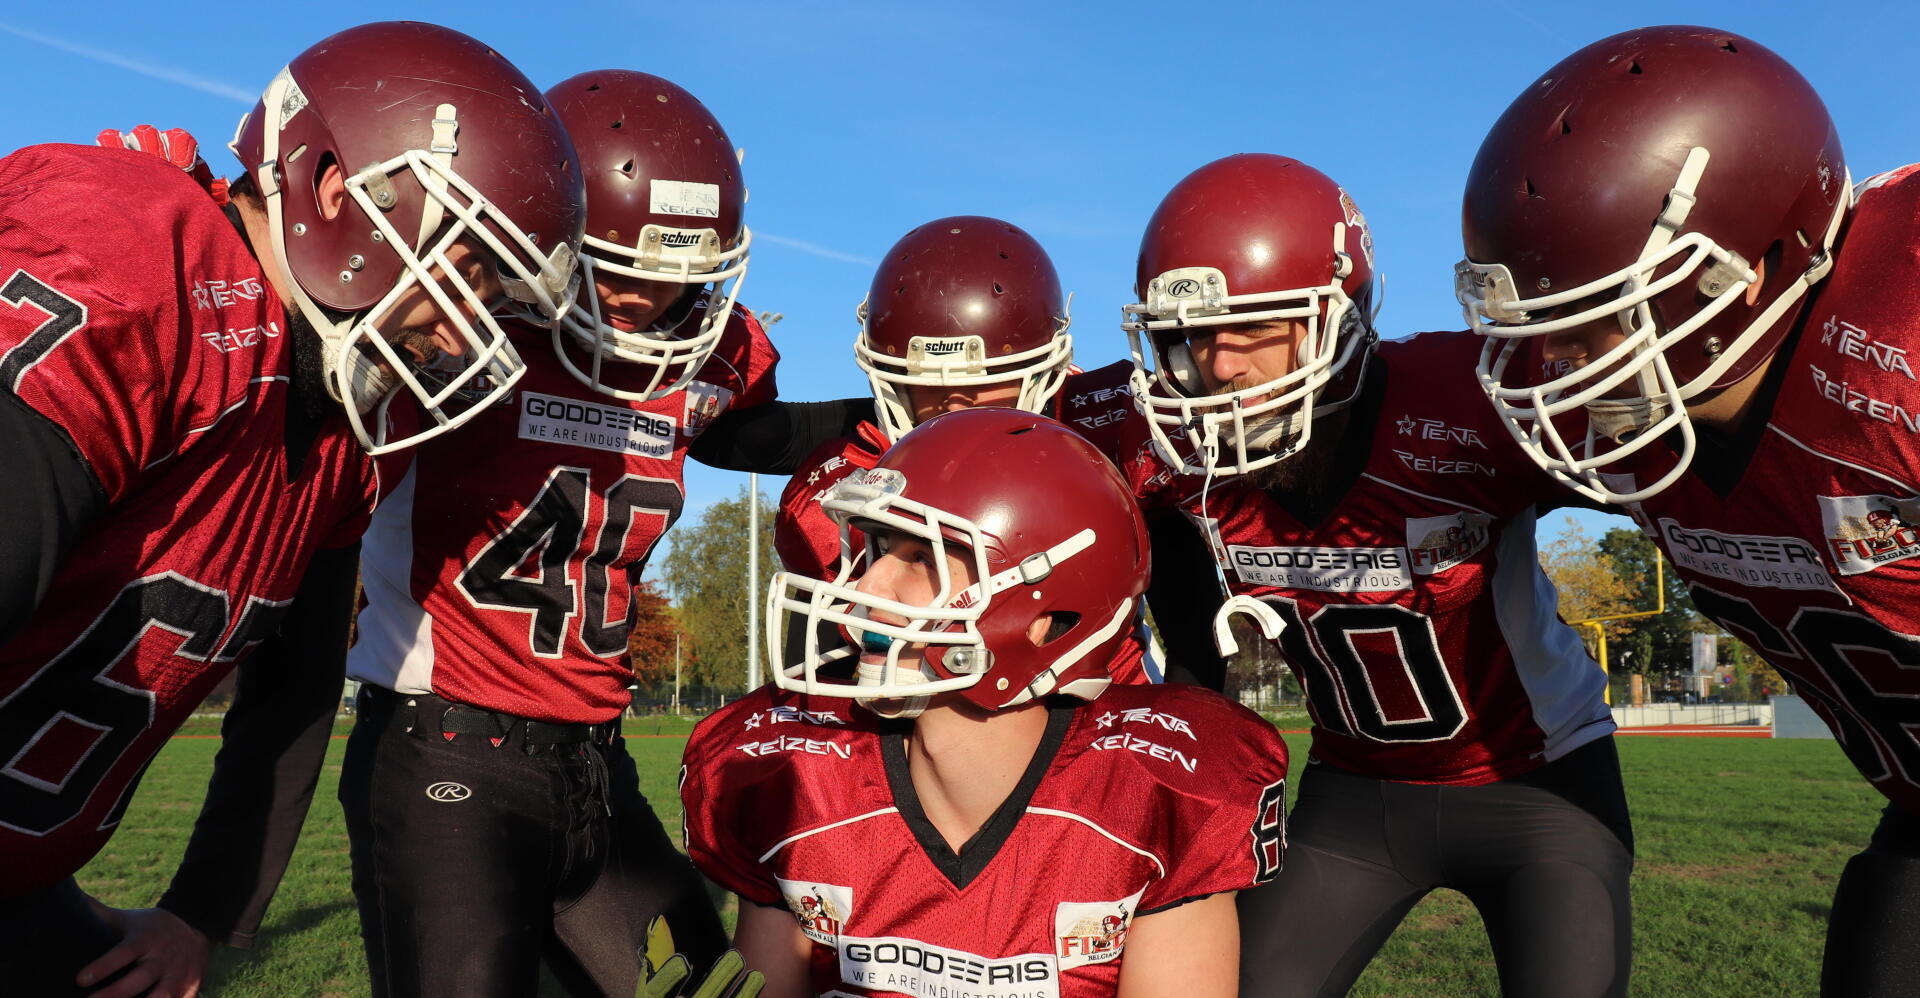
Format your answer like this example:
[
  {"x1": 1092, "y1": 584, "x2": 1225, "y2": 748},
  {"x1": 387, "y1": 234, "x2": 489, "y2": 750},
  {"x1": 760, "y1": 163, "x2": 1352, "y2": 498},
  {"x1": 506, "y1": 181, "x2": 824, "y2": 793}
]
[
  {"x1": 1489, "y1": 504, "x2": 1615, "y2": 761},
  {"x1": 1025, "y1": 807, "x2": 1166, "y2": 877},
  {"x1": 1769, "y1": 425, "x2": 1920, "y2": 494},
  {"x1": 348, "y1": 460, "x2": 439, "y2": 694},
  {"x1": 758, "y1": 807, "x2": 902, "y2": 863}
]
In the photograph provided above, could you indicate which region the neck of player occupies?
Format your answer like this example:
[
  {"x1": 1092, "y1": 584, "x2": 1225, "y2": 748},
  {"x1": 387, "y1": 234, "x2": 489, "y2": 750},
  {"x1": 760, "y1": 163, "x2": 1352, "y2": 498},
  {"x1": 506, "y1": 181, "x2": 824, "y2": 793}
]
[{"x1": 905, "y1": 698, "x2": 1051, "y2": 853}]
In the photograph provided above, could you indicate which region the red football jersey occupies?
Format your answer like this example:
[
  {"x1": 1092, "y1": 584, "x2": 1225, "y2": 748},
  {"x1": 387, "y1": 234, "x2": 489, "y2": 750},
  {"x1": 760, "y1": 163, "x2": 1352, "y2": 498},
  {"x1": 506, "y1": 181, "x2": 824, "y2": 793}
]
[
  {"x1": 1124, "y1": 331, "x2": 1611, "y2": 785},
  {"x1": 682, "y1": 683, "x2": 1287, "y2": 998},
  {"x1": 774, "y1": 361, "x2": 1157, "y2": 685},
  {"x1": 1606, "y1": 165, "x2": 1920, "y2": 813},
  {"x1": 349, "y1": 308, "x2": 778, "y2": 723},
  {"x1": 0, "y1": 145, "x2": 380, "y2": 893}
]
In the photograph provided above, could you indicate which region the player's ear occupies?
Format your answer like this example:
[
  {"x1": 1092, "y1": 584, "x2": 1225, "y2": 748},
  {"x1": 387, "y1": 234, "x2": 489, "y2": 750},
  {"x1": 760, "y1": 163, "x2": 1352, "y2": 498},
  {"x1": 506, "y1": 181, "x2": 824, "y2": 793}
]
[
  {"x1": 1027, "y1": 614, "x2": 1051, "y2": 646},
  {"x1": 316, "y1": 160, "x2": 347, "y2": 221},
  {"x1": 1028, "y1": 612, "x2": 1080, "y2": 646}
]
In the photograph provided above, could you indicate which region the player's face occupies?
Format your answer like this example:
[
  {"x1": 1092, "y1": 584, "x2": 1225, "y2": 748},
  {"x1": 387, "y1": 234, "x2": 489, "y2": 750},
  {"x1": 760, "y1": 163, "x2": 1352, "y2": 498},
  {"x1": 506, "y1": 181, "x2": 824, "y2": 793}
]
[
  {"x1": 1535, "y1": 296, "x2": 1636, "y2": 398},
  {"x1": 902, "y1": 380, "x2": 1024, "y2": 425},
  {"x1": 1186, "y1": 317, "x2": 1309, "y2": 401},
  {"x1": 850, "y1": 530, "x2": 979, "y2": 678},
  {"x1": 590, "y1": 270, "x2": 686, "y2": 334},
  {"x1": 369, "y1": 237, "x2": 505, "y2": 364}
]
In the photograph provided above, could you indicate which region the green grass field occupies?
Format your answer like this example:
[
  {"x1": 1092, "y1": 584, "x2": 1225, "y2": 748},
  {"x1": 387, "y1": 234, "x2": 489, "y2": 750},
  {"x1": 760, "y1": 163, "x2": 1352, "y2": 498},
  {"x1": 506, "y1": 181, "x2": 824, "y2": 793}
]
[{"x1": 78, "y1": 722, "x2": 1881, "y2": 997}]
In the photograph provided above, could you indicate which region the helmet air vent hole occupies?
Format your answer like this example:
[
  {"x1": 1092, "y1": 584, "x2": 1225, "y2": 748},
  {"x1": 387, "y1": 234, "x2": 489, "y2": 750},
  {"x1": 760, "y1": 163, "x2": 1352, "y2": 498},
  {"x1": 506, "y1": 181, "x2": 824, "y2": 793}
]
[
  {"x1": 1525, "y1": 178, "x2": 1541, "y2": 200},
  {"x1": 1719, "y1": 38, "x2": 1738, "y2": 53},
  {"x1": 992, "y1": 282, "x2": 1005, "y2": 295},
  {"x1": 1009, "y1": 426, "x2": 1035, "y2": 435},
  {"x1": 611, "y1": 119, "x2": 622, "y2": 129},
  {"x1": 1560, "y1": 117, "x2": 1572, "y2": 135},
  {"x1": 1628, "y1": 60, "x2": 1642, "y2": 74},
  {"x1": 586, "y1": 82, "x2": 600, "y2": 91},
  {"x1": 620, "y1": 159, "x2": 635, "y2": 177},
  {"x1": 999, "y1": 252, "x2": 1009, "y2": 259}
]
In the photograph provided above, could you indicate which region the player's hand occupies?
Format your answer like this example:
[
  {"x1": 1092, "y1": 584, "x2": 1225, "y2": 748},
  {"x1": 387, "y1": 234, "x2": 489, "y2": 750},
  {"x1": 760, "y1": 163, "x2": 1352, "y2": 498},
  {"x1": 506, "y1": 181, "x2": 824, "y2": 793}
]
[
  {"x1": 75, "y1": 902, "x2": 212, "y2": 998},
  {"x1": 96, "y1": 125, "x2": 229, "y2": 205},
  {"x1": 638, "y1": 916, "x2": 765, "y2": 998}
]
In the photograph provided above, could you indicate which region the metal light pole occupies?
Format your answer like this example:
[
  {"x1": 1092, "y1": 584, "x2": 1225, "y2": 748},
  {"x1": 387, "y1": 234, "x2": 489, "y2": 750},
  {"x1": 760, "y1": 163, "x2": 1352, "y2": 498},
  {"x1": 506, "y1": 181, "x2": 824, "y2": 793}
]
[
  {"x1": 672, "y1": 633, "x2": 682, "y2": 714},
  {"x1": 747, "y1": 474, "x2": 761, "y2": 690}
]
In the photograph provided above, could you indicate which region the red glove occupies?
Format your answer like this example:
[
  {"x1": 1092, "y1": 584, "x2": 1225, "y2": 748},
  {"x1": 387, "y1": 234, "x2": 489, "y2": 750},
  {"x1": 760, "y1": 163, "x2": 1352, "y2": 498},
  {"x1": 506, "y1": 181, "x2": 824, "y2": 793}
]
[{"x1": 97, "y1": 124, "x2": 229, "y2": 205}]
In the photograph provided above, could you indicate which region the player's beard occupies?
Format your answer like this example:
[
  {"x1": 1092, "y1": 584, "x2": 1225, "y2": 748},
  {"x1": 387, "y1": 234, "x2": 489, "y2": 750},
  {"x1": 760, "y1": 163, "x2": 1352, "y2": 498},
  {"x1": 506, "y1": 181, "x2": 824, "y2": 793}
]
[
  {"x1": 286, "y1": 307, "x2": 340, "y2": 424},
  {"x1": 1245, "y1": 401, "x2": 1353, "y2": 507}
]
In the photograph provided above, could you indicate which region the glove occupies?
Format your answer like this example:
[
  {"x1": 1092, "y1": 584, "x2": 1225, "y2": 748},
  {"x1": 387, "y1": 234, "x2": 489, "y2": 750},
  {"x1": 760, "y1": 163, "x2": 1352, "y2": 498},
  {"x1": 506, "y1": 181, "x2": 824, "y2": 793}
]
[
  {"x1": 97, "y1": 125, "x2": 229, "y2": 205},
  {"x1": 638, "y1": 917, "x2": 765, "y2": 998}
]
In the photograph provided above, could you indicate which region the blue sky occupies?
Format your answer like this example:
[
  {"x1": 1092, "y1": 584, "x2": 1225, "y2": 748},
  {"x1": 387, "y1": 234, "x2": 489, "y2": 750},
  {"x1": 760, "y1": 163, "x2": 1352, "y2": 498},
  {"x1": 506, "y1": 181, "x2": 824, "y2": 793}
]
[{"x1": 6, "y1": 1, "x2": 1914, "y2": 566}]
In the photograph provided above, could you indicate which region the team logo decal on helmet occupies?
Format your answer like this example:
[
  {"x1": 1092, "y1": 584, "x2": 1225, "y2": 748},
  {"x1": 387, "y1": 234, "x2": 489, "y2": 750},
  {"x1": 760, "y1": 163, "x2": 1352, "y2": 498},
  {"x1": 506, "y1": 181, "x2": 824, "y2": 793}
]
[
  {"x1": 767, "y1": 409, "x2": 1148, "y2": 716},
  {"x1": 545, "y1": 71, "x2": 751, "y2": 401},
  {"x1": 229, "y1": 21, "x2": 586, "y2": 453},
  {"x1": 1458, "y1": 25, "x2": 1849, "y2": 503},
  {"x1": 1123, "y1": 154, "x2": 1378, "y2": 477},
  {"x1": 855, "y1": 217, "x2": 1073, "y2": 442}
]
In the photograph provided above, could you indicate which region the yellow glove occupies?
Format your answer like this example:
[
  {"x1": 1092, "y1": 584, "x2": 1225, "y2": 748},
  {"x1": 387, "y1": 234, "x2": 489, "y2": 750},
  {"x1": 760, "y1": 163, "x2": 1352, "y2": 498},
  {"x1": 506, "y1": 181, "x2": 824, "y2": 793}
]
[{"x1": 638, "y1": 917, "x2": 766, "y2": 998}]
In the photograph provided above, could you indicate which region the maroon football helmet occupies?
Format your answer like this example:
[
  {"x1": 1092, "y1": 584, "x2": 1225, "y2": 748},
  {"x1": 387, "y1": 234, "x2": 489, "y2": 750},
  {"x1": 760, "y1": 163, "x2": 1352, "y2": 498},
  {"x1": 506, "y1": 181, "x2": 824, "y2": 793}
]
[
  {"x1": 1123, "y1": 154, "x2": 1378, "y2": 476},
  {"x1": 1458, "y1": 25, "x2": 1849, "y2": 502},
  {"x1": 546, "y1": 71, "x2": 750, "y2": 401},
  {"x1": 229, "y1": 21, "x2": 586, "y2": 452},
  {"x1": 855, "y1": 216, "x2": 1072, "y2": 442},
  {"x1": 768, "y1": 409, "x2": 1148, "y2": 715}
]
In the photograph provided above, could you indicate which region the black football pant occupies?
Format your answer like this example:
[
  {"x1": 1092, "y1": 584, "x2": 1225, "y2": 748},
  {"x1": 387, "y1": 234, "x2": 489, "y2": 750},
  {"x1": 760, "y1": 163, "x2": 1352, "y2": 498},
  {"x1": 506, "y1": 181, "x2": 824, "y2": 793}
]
[
  {"x1": 1238, "y1": 736, "x2": 1634, "y2": 998},
  {"x1": 339, "y1": 686, "x2": 727, "y2": 998},
  {"x1": 0, "y1": 877, "x2": 126, "y2": 996},
  {"x1": 1823, "y1": 803, "x2": 1920, "y2": 997}
]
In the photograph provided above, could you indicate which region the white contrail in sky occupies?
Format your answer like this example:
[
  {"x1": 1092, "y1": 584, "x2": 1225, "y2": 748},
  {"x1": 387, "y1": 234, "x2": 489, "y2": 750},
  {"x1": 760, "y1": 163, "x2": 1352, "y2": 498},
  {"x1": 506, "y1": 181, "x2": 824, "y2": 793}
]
[
  {"x1": 0, "y1": 22, "x2": 255, "y2": 103},
  {"x1": 756, "y1": 232, "x2": 876, "y2": 268}
]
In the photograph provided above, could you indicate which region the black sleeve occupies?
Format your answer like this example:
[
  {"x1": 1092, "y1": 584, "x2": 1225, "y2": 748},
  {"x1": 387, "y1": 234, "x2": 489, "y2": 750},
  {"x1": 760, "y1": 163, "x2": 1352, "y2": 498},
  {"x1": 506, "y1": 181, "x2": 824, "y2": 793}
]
[
  {"x1": 687, "y1": 398, "x2": 875, "y2": 474},
  {"x1": 0, "y1": 389, "x2": 106, "y2": 644},
  {"x1": 1143, "y1": 507, "x2": 1229, "y2": 691},
  {"x1": 156, "y1": 543, "x2": 360, "y2": 948}
]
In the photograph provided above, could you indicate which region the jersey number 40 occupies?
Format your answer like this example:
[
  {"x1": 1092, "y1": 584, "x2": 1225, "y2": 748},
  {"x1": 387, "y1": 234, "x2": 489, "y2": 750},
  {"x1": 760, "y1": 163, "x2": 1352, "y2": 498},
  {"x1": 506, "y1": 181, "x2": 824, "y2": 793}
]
[{"x1": 456, "y1": 468, "x2": 683, "y2": 659}]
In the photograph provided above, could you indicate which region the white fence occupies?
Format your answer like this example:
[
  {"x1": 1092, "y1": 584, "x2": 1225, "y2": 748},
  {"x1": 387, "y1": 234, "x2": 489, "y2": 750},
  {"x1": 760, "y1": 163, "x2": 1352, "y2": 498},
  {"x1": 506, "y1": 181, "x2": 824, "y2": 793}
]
[{"x1": 1610, "y1": 703, "x2": 1772, "y2": 728}]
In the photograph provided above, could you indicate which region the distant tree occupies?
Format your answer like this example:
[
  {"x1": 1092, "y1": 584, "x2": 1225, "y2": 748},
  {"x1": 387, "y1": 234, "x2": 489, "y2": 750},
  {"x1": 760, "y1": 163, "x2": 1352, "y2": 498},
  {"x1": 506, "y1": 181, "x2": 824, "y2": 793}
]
[
  {"x1": 625, "y1": 580, "x2": 683, "y2": 686},
  {"x1": 1221, "y1": 614, "x2": 1290, "y2": 701},
  {"x1": 1538, "y1": 517, "x2": 1639, "y2": 641},
  {"x1": 658, "y1": 486, "x2": 777, "y2": 690},
  {"x1": 1596, "y1": 527, "x2": 1702, "y2": 680}
]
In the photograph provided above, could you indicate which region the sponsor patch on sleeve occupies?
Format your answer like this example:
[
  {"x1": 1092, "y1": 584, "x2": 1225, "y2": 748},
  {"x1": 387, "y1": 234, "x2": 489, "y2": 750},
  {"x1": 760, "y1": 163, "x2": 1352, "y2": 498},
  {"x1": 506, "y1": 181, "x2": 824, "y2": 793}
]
[
  {"x1": 1053, "y1": 888, "x2": 1145, "y2": 970},
  {"x1": 1819, "y1": 495, "x2": 1920, "y2": 575},
  {"x1": 775, "y1": 878, "x2": 854, "y2": 945}
]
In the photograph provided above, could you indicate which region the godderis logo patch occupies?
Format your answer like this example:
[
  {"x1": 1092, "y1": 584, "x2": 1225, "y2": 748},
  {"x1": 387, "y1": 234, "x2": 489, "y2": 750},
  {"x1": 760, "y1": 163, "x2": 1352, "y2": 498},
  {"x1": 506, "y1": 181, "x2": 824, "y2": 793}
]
[
  {"x1": 1819, "y1": 494, "x2": 1920, "y2": 575},
  {"x1": 518, "y1": 392, "x2": 676, "y2": 458},
  {"x1": 1054, "y1": 888, "x2": 1145, "y2": 970},
  {"x1": 1225, "y1": 545, "x2": 1411, "y2": 592},
  {"x1": 836, "y1": 936, "x2": 1057, "y2": 998},
  {"x1": 1657, "y1": 519, "x2": 1841, "y2": 594},
  {"x1": 776, "y1": 878, "x2": 853, "y2": 946}
]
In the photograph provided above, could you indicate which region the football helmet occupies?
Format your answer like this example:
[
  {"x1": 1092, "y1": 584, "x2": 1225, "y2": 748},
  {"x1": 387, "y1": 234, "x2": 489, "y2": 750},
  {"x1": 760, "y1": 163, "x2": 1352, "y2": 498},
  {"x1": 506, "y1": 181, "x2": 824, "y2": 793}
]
[
  {"x1": 855, "y1": 216, "x2": 1072, "y2": 442},
  {"x1": 1123, "y1": 154, "x2": 1377, "y2": 476},
  {"x1": 767, "y1": 408, "x2": 1148, "y2": 715},
  {"x1": 546, "y1": 71, "x2": 750, "y2": 401},
  {"x1": 229, "y1": 21, "x2": 585, "y2": 453},
  {"x1": 1458, "y1": 25, "x2": 1849, "y2": 503}
]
